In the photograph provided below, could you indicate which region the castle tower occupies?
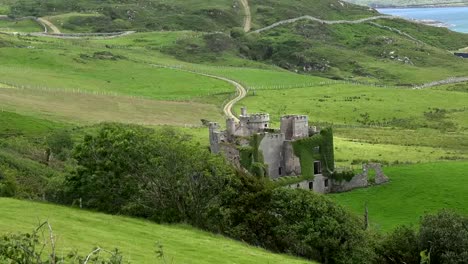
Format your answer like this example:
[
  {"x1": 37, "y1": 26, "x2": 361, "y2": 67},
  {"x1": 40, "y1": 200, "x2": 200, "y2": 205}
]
[
  {"x1": 226, "y1": 118, "x2": 236, "y2": 138},
  {"x1": 280, "y1": 115, "x2": 309, "y2": 140},
  {"x1": 209, "y1": 122, "x2": 221, "y2": 153}
]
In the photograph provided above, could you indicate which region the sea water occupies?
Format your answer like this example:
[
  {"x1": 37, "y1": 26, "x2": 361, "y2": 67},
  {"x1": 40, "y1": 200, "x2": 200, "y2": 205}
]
[{"x1": 377, "y1": 7, "x2": 468, "y2": 33}]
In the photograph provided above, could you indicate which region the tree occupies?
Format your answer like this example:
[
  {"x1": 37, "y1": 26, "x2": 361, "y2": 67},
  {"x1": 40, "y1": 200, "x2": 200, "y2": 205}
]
[
  {"x1": 46, "y1": 129, "x2": 74, "y2": 161},
  {"x1": 376, "y1": 225, "x2": 420, "y2": 264},
  {"x1": 419, "y1": 210, "x2": 468, "y2": 264},
  {"x1": 66, "y1": 123, "x2": 154, "y2": 214},
  {"x1": 66, "y1": 124, "x2": 236, "y2": 227}
]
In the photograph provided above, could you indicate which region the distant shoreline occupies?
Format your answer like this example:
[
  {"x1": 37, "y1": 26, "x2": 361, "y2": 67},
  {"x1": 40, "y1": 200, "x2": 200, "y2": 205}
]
[{"x1": 375, "y1": 4, "x2": 468, "y2": 9}]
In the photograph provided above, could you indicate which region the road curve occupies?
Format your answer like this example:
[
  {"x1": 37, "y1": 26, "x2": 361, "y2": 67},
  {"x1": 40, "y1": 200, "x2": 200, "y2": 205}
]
[
  {"x1": 150, "y1": 64, "x2": 247, "y2": 122},
  {"x1": 240, "y1": 0, "x2": 252, "y2": 32},
  {"x1": 36, "y1": 18, "x2": 61, "y2": 34},
  {"x1": 253, "y1": 15, "x2": 406, "y2": 34}
]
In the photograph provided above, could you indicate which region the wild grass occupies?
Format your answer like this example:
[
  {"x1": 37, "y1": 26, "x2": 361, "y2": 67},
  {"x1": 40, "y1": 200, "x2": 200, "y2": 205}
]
[
  {"x1": 331, "y1": 162, "x2": 468, "y2": 231},
  {"x1": 0, "y1": 18, "x2": 42, "y2": 32},
  {"x1": 0, "y1": 198, "x2": 314, "y2": 264},
  {"x1": 0, "y1": 111, "x2": 67, "y2": 137},
  {"x1": 0, "y1": 47, "x2": 233, "y2": 101},
  {"x1": 0, "y1": 88, "x2": 223, "y2": 126},
  {"x1": 236, "y1": 84, "x2": 468, "y2": 129}
]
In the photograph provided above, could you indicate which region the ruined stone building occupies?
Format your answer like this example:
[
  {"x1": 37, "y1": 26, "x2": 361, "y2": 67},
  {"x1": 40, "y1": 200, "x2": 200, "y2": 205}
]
[
  {"x1": 209, "y1": 107, "x2": 332, "y2": 193},
  {"x1": 209, "y1": 107, "x2": 389, "y2": 194}
]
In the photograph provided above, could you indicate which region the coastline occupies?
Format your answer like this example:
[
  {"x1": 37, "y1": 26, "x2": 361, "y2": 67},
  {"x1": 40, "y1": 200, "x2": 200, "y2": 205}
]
[{"x1": 375, "y1": 4, "x2": 468, "y2": 9}]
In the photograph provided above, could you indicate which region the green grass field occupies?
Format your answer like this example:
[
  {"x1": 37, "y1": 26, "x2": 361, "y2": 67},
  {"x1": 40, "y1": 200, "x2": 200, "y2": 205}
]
[
  {"x1": 0, "y1": 88, "x2": 223, "y2": 126},
  {"x1": 236, "y1": 84, "x2": 468, "y2": 128},
  {"x1": 0, "y1": 198, "x2": 313, "y2": 264},
  {"x1": 331, "y1": 162, "x2": 468, "y2": 231},
  {"x1": 0, "y1": 18, "x2": 42, "y2": 32}
]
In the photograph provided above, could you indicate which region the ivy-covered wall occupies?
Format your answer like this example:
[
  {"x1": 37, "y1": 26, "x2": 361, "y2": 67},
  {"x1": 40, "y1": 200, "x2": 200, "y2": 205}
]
[
  {"x1": 292, "y1": 127, "x2": 335, "y2": 179},
  {"x1": 238, "y1": 134, "x2": 268, "y2": 177}
]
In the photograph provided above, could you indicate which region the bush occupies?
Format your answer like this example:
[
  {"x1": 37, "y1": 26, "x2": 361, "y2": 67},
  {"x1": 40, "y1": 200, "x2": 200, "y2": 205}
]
[
  {"x1": 419, "y1": 210, "x2": 468, "y2": 264},
  {"x1": 376, "y1": 225, "x2": 420, "y2": 264},
  {"x1": 376, "y1": 210, "x2": 468, "y2": 264},
  {"x1": 46, "y1": 129, "x2": 73, "y2": 161},
  {"x1": 219, "y1": 176, "x2": 376, "y2": 263},
  {"x1": 66, "y1": 124, "x2": 236, "y2": 227}
]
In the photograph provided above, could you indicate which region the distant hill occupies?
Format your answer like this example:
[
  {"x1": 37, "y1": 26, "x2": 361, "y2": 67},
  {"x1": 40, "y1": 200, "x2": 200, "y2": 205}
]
[
  {"x1": 1, "y1": 0, "x2": 375, "y2": 32},
  {"x1": 345, "y1": 0, "x2": 468, "y2": 7}
]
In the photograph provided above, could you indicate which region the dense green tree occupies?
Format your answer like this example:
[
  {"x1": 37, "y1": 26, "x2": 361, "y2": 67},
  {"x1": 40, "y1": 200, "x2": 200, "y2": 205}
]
[
  {"x1": 419, "y1": 210, "x2": 468, "y2": 264},
  {"x1": 66, "y1": 123, "x2": 235, "y2": 226},
  {"x1": 376, "y1": 225, "x2": 420, "y2": 264},
  {"x1": 46, "y1": 129, "x2": 74, "y2": 161}
]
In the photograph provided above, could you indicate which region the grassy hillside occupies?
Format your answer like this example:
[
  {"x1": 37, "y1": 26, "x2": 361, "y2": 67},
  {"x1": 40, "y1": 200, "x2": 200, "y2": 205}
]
[
  {"x1": 0, "y1": 198, "x2": 313, "y2": 264},
  {"x1": 236, "y1": 20, "x2": 468, "y2": 84},
  {"x1": 331, "y1": 162, "x2": 468, "y2": 231},
  {"x1": 0, "y1": 0, "x2": 376, "y2": 32}
]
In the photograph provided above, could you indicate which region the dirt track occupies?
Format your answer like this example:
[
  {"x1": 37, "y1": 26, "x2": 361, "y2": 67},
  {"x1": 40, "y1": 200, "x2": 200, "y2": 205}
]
[
  {"x1": 240, "y1": 0, "x2": 251, "y2": 32},
  {"x1": 37, "y1": 18, "x2": 61, "y2": 34}
]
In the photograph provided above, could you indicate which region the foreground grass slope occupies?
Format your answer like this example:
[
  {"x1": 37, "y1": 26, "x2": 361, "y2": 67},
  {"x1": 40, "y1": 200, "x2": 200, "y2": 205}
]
[
  {"x1": 331, "y1": 162, "x2": 468, "y2": 231},
  {"x1": 0, "y1": 198, "x2": 313, "y2": 264}
]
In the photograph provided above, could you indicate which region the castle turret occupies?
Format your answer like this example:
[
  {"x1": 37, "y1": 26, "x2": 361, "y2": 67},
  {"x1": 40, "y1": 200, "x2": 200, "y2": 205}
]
[
  {"x1": 226, "y1": 118, "x2": 236, "y2": 138},
  {"x1": 281, "y1": 115, "x2": 309, "y2": 140},
  {"x1": 209, "y1": 122, "x2": 221, "y2": 153}
]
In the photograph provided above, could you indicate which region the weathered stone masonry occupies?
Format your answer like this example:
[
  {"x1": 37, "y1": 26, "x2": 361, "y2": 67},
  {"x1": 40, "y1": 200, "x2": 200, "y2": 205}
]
[{"x1": 209, "y1": 107, "x2": 389, "y2": 194}]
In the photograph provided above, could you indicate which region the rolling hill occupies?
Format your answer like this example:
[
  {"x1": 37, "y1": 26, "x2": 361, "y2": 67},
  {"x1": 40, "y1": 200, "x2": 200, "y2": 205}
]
[
  {"x1": 0, "y1": 198, "x2": 313, "y2": 264},
  {"x1": 0, "y1": 0, "x2": 467, "y2": 258}
]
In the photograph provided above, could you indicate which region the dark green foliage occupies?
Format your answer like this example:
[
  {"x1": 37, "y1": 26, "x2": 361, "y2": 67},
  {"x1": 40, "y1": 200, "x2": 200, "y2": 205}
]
[
  {"x1": 332, "y1": 169, "x2": 356, "y2": 182},
  {"x1": 269, "y1": 189, "x2": 376, "y2": 263},
  {"x1": 46, "y1": 129, "x2": 73, "y2": 161},
  {"x1": 292, "y1": 127, "x2": 335, "y2": 178},
  {"x1": 67, "y1": 123, "x2": 236, "y2": 226},
  {"x1": 8, "y1": 0, "x2": 241, "y2": 32},
  {"x1": 220, "y1": 176, "x2": 376, "y2": 263},
  {"x1": 66, "y1": 123, "x2": 148, "y2": 214},
  {"x1": 376, "y1": 225, "x2": 420, "y2": 264},
  {"x1": 0, "y1": 151, "x2": 60, "y2": 199},
  {"x1": 238, "y1": 134, "x2": 268, "y2": 177},
  {"x1": 419, "y1": 210, "x2": 468, "y2": 264},
  {"x1": 376, "y1": 210, "x2": 468, "y2": 264}
]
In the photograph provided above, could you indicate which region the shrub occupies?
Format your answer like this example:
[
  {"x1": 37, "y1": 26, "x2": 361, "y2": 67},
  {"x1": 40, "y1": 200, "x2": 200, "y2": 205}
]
[
  {"x1": 419, "y1": 210, "x2": 468, "y2": 264},
  {"x1": 376, "y1": 225, "x2": 420, "y2": 264}
]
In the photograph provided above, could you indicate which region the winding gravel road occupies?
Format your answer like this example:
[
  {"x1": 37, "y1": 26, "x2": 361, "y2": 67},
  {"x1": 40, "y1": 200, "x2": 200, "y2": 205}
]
[
  {"x1": 240, "y1": 0, "x2": 252, "y2": 32},
  {"x1": 36, "y1": 17, "x2": 61, "y2": 34},
  {"x1": 253, "y1": 15, "x2": 405, "y2": 33},
  {"x1": 150, "y1": 64, "x2": 247, "y2": 121}
]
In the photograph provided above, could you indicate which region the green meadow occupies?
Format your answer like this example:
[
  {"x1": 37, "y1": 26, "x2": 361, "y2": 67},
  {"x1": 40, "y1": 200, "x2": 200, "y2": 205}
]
[
  {"x1": 0, "y1": 2, "x2": 466, "y2": 239},
  {"x1": 331, "y1": 162, "x2": 468, "y2": 231},
  {"x1": 0, "y1": 18, "x2": 41, "y2": 32},
  {"x1": 0, "y1": 198, "x2": 313, "y2": 264}
]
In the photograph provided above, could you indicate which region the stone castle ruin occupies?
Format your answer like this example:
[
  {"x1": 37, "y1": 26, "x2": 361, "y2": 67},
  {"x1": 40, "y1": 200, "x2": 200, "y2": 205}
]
[{"x1": 209, "y1": 107, "x2": 388, "y2": 193}]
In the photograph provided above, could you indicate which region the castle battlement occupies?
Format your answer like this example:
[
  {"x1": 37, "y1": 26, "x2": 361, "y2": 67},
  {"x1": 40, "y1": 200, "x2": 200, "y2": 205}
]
[
  {"x1": 243, "y1": 113, "x2": 270, "y2": 123},
  {"x1": 263, "y1": 133, "x2": 284, "y2": 139},
  {"x1": 281, "y1": 115, "x2": 308, "y2": 120}
]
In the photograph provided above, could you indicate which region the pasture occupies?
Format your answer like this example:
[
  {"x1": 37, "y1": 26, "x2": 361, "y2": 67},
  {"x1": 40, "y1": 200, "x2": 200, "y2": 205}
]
[
  {"x1": 0, "y1": 198, "x2": 313, "y2": 264},
  {"x1": 331, "y1": 162, "x2": 468, "y2": 231}
]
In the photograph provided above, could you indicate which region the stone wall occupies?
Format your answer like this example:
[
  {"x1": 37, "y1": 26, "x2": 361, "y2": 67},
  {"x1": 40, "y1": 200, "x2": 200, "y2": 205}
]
[
  {"x1": 283, "y1": 141, "x2": 302, "y2": 176},
  {"x1": 286, "y1": 174, "x2": 330, "y2": 194},
  {"x1": 331, "y1": 163, "x2": 389, "y2": 193},
  {"x1": 259, "y1": 133, "x2": 286, "y2": 179}
]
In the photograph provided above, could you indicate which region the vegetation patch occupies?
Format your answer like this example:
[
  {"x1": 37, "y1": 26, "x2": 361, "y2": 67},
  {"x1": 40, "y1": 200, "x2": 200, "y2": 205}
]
[
  {"x1": 331, "y1": 162, "x2": 468, "y2": 231},
  {"x1": 292, "y1": 128, "x2": 335, "y2": 178}
]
